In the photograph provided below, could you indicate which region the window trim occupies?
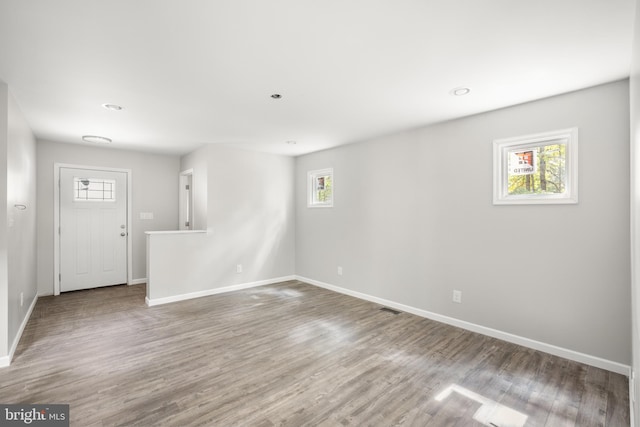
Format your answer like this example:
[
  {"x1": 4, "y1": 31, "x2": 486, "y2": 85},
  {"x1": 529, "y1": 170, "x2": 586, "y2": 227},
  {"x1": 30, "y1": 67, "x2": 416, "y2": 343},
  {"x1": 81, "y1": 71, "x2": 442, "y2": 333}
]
[
  {"x1": 307, "y1": 168, "x2": 334, "y2": 208},
  {"x1": 493, "y1": 127, "x2": 578, "y2": 205}
]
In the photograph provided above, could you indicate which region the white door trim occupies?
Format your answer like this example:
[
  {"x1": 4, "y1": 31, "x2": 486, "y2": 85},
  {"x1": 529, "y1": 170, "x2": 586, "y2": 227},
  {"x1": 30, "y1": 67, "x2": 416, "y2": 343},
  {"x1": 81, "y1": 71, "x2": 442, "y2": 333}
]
[
  {"x1": 53, "y1": 163, "x2": 133, "y2": 296},
  {"x1": 179, "y1": 168, "x2": 194, "y2": 230}
]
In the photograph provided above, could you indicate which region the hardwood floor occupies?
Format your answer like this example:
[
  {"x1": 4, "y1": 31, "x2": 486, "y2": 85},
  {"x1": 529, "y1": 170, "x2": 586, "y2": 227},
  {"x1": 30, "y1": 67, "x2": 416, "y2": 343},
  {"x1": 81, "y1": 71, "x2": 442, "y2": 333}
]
[{"x1": 0, "y1": 281, "x2": 629, "y2": 426}]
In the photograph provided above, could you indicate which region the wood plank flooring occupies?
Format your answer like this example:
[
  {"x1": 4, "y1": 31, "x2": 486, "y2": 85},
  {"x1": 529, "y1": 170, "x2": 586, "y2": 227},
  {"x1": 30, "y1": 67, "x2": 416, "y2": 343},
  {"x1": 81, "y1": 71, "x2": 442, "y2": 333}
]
[{"x1": 0, "y1": 280, "x2": 629, "y2": 426}]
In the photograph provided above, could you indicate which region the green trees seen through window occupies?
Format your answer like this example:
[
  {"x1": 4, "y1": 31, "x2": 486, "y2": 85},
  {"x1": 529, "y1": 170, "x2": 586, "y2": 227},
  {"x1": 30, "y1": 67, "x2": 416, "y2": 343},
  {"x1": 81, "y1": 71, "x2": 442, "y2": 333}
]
[
  {"x1": 508, "y1": 144, "x2": 566, "y2": 195},
  {"x1": 314, "y1": 175, "x2": 332, "y2": 203}
]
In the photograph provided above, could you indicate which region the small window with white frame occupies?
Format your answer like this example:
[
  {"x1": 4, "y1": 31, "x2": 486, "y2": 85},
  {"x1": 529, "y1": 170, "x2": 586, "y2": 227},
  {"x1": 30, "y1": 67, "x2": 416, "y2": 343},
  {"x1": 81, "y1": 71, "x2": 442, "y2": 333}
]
[
  {"x1": 493, "y1": 127, "x2": 578, "y2": 205},
  {"x1": 73, "y1": 177, "x2": 116, "y2": 202},
  {"x1": 308, "y1": 168, "x2": 333, "y2": 207}
]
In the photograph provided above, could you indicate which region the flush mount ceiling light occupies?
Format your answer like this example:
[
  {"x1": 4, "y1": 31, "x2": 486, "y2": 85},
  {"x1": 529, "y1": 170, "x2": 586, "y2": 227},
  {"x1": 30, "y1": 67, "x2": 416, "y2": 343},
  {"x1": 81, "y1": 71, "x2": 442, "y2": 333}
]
[
  {"x1": 270, "y1": 94, "x2": 282, "y2": 99},
  {"x1": 102, "y1": 103, "x2": 124, "y2": 111},
  {"x1": 82, "y1": 135, "x2": 112, "y2": 144},
  {"x1": 451, "y1": 87, "x2": 471, "y2": 96}
]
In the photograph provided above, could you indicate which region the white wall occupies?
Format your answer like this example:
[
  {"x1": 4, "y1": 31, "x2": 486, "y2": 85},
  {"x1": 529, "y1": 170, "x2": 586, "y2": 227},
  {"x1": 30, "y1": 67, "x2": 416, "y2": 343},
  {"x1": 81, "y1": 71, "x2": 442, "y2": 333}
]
[
  {"x1": 296, "y1": 80, "x2": 631, "y2": 367},
  {"x1": 0, "y1": 82, "x2": 38, "y2": 365},
  {"x1": 182, "y1": 145, "x2": 296, "y2": 285},
  {"x1": 146, "y1": 145, "x2": 295, "y2": 302},
  {"x1": 0, "y1": 83, "x2": 8, "y2": 359},
  {"x1": 7, "y1": 91, "x2": 37, "y2": 350},
  {"x1": 36, "y1": 140, "x2": 181, "y2": 295},
  {"x1": 629, "y1": 0, "x2": 640, "y2": 422}
]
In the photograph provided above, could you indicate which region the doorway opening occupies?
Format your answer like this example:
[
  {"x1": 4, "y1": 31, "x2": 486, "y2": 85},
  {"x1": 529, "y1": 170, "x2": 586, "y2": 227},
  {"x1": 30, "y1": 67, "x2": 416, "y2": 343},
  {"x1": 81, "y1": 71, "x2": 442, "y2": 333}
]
[{"x1": 179, "y1": 169, "x2": 193, "y2": 230}]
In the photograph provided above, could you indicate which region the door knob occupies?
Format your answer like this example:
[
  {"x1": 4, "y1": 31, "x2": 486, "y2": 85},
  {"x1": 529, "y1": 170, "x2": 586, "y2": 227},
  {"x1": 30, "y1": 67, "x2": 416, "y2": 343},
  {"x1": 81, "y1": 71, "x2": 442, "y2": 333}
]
[{"x1": 120, "y1": 232, "x2": 126, "y2": 236}]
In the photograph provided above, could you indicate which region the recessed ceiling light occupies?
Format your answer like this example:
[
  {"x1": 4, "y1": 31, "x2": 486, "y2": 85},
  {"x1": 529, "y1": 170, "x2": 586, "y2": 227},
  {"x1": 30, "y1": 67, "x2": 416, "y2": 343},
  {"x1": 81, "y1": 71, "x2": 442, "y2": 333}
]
[
  {"x1": 451, "y1": 87, "x2": 471, "y2": 96},
  {"x1": 286, "y1": 140, "x2": 297, "y2": 145},
  {"x1": 82, "y1": 135, "x2": 112, "y2": 144},
  {"x1": 270, "y1": 94, "x2": 282, "y2": 99},
  {"x1": 102, "y1": 103, "x2": 123, "y2": 111}
]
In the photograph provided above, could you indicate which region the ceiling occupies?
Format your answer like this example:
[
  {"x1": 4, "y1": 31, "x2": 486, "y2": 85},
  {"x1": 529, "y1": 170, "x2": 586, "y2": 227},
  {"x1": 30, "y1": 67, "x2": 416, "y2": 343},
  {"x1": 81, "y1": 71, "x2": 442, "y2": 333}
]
[{"x1": 0, "y1": 0, "x2": 635, "y2": 157}]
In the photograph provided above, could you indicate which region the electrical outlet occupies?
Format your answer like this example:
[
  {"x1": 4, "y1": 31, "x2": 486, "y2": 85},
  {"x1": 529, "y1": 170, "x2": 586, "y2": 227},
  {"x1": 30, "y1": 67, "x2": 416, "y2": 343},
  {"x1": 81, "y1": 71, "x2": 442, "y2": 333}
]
[
  {"x1": 337, "y1": 266, "x2": 343, "y2": 276},
  {"x1": 20, "y1": 292, "x2": 23, "y2": 307},
  {"x1": 236, "y1": 264, "x2": 242, "y2": 274},
  {"x1": 452, "y1": 290, "x2": 462, "y2": 304}
]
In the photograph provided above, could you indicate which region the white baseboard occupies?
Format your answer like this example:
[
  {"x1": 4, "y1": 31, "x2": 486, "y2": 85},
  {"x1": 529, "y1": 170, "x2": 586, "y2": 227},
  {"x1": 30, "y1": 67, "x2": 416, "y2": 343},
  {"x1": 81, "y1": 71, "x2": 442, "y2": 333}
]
[
  {"x1": 296, "y1": 275, "x2": 630, "y2": 376},
  {"x1": 0, "y1": 294, "x2": 38, "y2": 368},
  {"x1": 129, "y1": 278, "x2": 147, "y2": 286},
  {"x1": 146, "y1": 275, "x2": 296, "y2": 307}
]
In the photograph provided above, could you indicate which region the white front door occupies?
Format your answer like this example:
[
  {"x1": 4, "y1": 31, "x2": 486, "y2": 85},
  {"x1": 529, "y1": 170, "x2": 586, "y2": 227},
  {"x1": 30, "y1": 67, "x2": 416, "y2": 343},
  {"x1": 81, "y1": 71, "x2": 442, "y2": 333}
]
[{"x1": 60, "y1": 168, "x2": 128, "y2": 292}]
